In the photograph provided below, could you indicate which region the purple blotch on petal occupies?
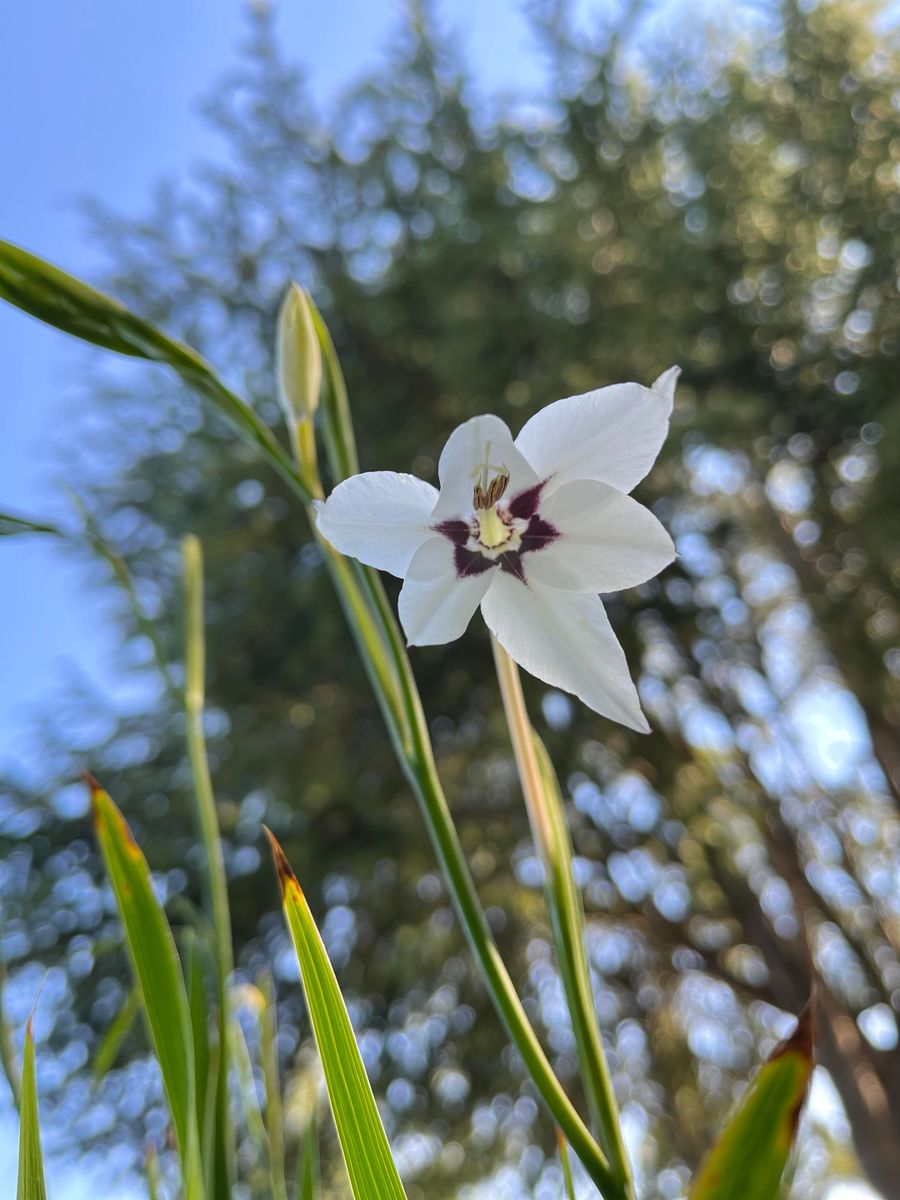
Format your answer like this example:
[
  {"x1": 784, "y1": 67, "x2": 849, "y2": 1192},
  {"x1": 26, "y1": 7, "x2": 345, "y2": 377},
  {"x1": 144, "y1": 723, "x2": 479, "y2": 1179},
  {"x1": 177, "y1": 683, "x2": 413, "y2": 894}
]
[
  {"x1": 498, "y1": 553, "x2": 527, "y2": 582},
  {"x1": 507, "y1": 482, "x2": 546, "y2": 520},
  {"x1": 520, "y1": 516, "x2": 559, "y2": 554},
  {"x1": 433, "y1": 519, "x2": 470, "y2": 546},
  {"x1": 455, "y1": 547, "x2": 495, "y2": 579}
]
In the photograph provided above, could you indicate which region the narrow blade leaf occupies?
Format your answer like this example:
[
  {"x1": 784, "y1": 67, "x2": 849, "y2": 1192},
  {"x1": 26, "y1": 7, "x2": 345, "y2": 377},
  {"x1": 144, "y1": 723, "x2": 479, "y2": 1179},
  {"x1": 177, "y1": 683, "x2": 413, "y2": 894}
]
[
  {"x1": 0, "y1": 241, "x2": 306, "y2": 502},
  {"x1": 689, "y1": 1007, "x2": 814, "y2": 1200},
  {"x1": 16, "y1": 1018, "x2": 47, "y2": 1200},
  {"x1": 296, "y1": 1113, "x2": 318, "y2": 1200},
  {"x1": 0, "y1": 510, "x2": 64, "y2": 538},
  {"x1": 557, "y1": 1129, "x2": 577, "y2": 1200},
  {"x1": 266, "y1": 830, "x2": 407, "y2": 1200},
  {"x1": 90, "y1": 776, "x2": 204, "y2": 1198},
  {"x1": 91, "y1": 984, "x2": 140, "y2": 1084}
]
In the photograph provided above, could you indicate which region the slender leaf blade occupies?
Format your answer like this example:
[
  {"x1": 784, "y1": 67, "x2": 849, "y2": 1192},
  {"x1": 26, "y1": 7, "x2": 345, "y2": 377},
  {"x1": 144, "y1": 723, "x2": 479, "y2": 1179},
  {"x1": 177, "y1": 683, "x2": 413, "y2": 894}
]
[
  {"x1": 259, "y1": 971, "x2": 289, "y2": 1200},
  {"x1": 296, "y1": 1114, "x2": 318, "y2": 1200},
  {"x1": 266, "y1": 830, "x2": 407, "y2": 1200},
  {"x1": 557, "y1": 1129, "x2": 577, "y2": 1200},
  {"x1": 0, "y1": 240, "x2": 306, "y2": 502},
  {"x1": 91, "y1": 984, "x2": 140, "y2": 1084},
  {"x1": 689, "y1": 1007, "x2": 814, "y2": 1200},
  {"x1": 0, "y1": 510, "x2": 64, "y2": 538},
  {"x1": 89, "y1": 775, "x2": 204, "y2": 1198},
  {"x1": 16, "y1": 1017, "x2": 47, "y2": 1200}
]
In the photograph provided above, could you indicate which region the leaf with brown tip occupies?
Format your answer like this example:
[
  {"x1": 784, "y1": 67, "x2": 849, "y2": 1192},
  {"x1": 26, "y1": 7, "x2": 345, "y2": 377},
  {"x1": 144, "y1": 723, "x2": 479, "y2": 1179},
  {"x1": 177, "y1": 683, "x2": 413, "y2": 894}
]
[{"x1": 689, "y1": 1006, "x2": 815, "y2": 1200}]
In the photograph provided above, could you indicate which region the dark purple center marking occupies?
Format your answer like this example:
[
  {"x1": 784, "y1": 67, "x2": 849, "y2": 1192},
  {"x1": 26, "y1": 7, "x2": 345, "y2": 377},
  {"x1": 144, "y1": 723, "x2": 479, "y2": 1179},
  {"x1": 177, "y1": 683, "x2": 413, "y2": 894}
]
[{"x1": 433, "y1": 481, "x2": 559, "y2": 583}]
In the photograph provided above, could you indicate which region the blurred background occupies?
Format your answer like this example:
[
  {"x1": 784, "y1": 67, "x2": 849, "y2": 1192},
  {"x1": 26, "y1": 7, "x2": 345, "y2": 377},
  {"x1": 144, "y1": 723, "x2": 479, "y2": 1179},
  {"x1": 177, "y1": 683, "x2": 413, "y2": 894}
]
[{"x1": 1, "y1": 0, "x2": 899, "y2": 1196}]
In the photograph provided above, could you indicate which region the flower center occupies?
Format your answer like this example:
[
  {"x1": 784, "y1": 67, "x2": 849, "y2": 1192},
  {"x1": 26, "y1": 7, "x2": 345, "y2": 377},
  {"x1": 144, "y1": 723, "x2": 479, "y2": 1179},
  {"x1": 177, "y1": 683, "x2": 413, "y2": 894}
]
[{"x1": 476, "y1": 505, "x2": 513, "y2": 550}]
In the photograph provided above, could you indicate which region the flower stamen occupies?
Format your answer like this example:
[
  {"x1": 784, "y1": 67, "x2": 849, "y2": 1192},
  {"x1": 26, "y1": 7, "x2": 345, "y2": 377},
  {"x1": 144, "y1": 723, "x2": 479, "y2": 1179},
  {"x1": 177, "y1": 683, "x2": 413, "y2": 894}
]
[{"x1": 472, "y1": 441, "x2": 510, "y2": 510}]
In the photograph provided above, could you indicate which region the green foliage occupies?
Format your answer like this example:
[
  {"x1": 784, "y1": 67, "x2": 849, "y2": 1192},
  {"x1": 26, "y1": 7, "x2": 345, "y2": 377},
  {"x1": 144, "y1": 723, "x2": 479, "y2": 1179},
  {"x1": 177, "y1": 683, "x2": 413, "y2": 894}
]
[
  {"x1": 90, "y1": 778, "x2": 205, "y2": 1199},
  {"x1": 0, "y1": 240, "x2": 306, "y2": 502},
  {"x1": 690, "y1": 1010, "x2": 814, "y2": 1199},
  {"x1": 16, "y1": 1019, "x2": 47, "y2": 1200},
  {"x1": 268, "y1": 829, "x2": 408, "y2": 1200}
]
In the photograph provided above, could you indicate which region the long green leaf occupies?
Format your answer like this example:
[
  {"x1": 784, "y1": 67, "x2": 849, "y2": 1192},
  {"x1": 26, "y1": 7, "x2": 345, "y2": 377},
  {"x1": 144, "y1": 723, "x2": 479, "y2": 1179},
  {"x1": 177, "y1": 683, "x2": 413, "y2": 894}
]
[
  {"x1": 16, "y1": 1017, "x2": 47, "y2": 1200},
  {"x1": 90, "y1": 776, "x2": 204, "y2": 1199},
  {"x1": 0, "y1": 240, "x2": 307, "y2": 503},
  {"x1": 145, "y1": 1146, "x2": 163, "y2": 1200},
  {"x1": 182, "y1": 533, "x2": 234, "y2": 1200},
  {"x1": 91, "y1": 984, "x2": 140, "y2": 1084},
  {"x1": 266, "y1": 830, "x2": 407, "y2": 1200},
  {"x1": 558, "y1": 1129, "x2": 577, "y2": 1200},
  {"x1": 259, "y1": 971, "x2": 289, "y2": 1200},
  {"x1": 689, "y1": 1007, "x2": 814, "y2": 1199},
  {"x1": 295, "y1": 1113, "x2": 318, "y2": 1200},
  {"x1": 0, "y1": 510, "x2": 64, "y2": 538}
]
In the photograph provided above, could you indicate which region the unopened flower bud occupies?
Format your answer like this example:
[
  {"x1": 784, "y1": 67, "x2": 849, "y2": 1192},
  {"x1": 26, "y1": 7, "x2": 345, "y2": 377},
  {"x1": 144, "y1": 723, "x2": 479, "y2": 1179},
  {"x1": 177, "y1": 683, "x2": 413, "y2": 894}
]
[{"x1": 276, "y1": 282, "x2": 322, "y2": 423}]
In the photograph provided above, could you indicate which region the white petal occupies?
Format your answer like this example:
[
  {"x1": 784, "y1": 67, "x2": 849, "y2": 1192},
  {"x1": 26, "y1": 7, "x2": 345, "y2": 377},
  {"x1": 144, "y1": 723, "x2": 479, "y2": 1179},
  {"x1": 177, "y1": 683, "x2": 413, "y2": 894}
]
[
  {"x1": 316, "y1": 471, "x2": 438, "y2": 577},
  {"x1": 480, "y1": 574, "x2": 649, "y2": 731},
  {"x1": 514, "y1": 368, "x2": 679, "y2": 496},
  {"x1": 432, "y1": 414, "x2": 540, "y2": 518},
  {"x1": 525, "y1": 479, "x2": 676, "y2": 593},
  {"x1": 399, "y1": 536, "x2": 493, "y2": 645}
]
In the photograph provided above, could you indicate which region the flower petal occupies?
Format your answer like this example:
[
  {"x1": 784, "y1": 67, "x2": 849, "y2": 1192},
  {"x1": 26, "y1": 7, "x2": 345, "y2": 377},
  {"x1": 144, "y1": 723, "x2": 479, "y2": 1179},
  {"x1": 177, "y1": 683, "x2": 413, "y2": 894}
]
[
  {"x1": 480, "y1": 574, "x2": 649, "y2": 731},
  {"x1": 432, "y1": 414, "x2": 540, "y2": 519},
  {"x1": 316, "y1": 471, "x2": 438, "y2": 577},
  {"x1": 399, "y1": 536, "x2": 493, "y2": 645},
  {"x1": 514, "y1": 368, "x2": 679, "y2": 496},
  {"x1": 524, "y1": 479, "x2": 676, "y2": 593}
]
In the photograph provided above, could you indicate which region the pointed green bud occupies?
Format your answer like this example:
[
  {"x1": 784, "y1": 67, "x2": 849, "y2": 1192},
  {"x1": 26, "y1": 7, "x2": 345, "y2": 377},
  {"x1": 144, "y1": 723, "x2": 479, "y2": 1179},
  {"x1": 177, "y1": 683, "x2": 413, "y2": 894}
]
[{"x1": 276, "y1": 283, "x2": 322, "y2": 422}]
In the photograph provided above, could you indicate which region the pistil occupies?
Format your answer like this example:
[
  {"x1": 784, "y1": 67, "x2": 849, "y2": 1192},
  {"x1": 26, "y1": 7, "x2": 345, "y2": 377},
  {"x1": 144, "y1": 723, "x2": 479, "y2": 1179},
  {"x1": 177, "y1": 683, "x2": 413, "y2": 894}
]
[{"x1": 477, "y1": 506, "x2": 512, "y2": 550}]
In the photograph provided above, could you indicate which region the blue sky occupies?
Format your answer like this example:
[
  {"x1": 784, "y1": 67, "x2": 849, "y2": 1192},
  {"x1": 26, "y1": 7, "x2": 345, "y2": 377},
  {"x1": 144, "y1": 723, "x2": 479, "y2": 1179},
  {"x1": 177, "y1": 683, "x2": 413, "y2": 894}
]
[{"x1": 0, "y1": 0, "x2": 557, "y2": 771}]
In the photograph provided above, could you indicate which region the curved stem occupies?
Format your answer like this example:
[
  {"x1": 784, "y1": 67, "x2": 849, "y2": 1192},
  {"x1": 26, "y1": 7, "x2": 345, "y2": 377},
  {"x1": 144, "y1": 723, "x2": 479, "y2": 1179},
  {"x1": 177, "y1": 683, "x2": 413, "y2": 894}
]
[{"x1": 491, "y1": 634, "x2": 634, "y2": 1197}]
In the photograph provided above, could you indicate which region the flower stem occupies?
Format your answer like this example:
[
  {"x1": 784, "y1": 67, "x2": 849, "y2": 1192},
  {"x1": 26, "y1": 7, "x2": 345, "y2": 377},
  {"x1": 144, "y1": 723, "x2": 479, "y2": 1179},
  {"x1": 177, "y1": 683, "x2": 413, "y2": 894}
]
[
  {"x1": 491, "y1": 634, "x2": 634, "y2": 1198},
  {"x1": 182, "y1": 534, "x2": 234, "y2": 1199}
]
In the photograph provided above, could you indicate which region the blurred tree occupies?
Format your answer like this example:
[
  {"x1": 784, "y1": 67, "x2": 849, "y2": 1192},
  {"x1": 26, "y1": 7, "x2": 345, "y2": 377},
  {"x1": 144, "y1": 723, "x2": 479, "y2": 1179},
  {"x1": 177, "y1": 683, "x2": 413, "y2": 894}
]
[{"x1": 3, "y1": 0, "x2": 900, "y2": 1196}]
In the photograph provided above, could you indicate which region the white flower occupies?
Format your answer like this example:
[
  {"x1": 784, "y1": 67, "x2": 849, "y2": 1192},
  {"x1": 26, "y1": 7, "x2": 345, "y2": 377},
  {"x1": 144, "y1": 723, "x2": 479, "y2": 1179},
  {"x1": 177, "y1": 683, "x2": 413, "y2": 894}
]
[{"x1": 316, "y1": 370, "x2": 679, "y2": 732}]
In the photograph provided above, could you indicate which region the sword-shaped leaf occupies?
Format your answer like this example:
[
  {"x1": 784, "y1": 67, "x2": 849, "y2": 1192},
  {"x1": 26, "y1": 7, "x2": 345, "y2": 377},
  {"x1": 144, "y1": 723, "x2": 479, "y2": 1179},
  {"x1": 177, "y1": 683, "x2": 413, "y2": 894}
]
[
  {"x1": 89, "y1": 776, "x2": 205, "y2": 1199},
  {"x1": 689, "y1": 1007, "x2": 814, "y2": 1200},
  {"x1": 16, "y1": 1017, "x2": 47, "y2": 1200},
  {"x1": 265, "y1": 830, "x2": 407, "y2": 1200},
  {"x1": 0, "y1": 240, "x2": 305, "y2": 502}
]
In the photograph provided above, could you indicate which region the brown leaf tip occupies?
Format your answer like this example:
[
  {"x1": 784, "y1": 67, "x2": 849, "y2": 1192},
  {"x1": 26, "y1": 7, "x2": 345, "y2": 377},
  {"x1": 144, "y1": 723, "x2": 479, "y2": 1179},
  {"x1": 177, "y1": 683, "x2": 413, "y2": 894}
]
[
  {"x1": 263, "y1": 826, "x2": 301, "y2": 896},
  {"x1": 82, "y1": 770, "x2": 103, "y2": 796},
  {"x1": 769, "y1": 1000, "x2": 815, "y2": 1066}
]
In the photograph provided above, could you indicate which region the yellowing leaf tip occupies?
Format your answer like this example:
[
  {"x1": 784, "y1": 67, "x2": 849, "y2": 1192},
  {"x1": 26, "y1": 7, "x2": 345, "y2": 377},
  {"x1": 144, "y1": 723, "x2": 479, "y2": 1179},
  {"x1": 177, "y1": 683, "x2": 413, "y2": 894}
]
[{"x1": 263, "y1": 826, "x2": 302, "y2": 898}]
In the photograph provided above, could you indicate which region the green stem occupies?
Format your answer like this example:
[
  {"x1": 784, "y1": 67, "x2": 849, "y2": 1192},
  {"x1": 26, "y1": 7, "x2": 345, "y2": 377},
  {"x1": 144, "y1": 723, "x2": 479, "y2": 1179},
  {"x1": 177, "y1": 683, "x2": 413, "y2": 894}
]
[
  {"x1": 259, "y1": 972, "x2": 288, "y2": 1200},
  {"x1": 491, "y1": 635, "x2": 634, "y2": 1197},
  {"x1": 182, "y1": 534, "x2": 234, "y2": 1199},
  {"x1": 345, "y1": 565, "x2": 620, "y2": 1195},
  {"x1": 183, "y1": 535, "x2": 234, "y2": 983}
]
